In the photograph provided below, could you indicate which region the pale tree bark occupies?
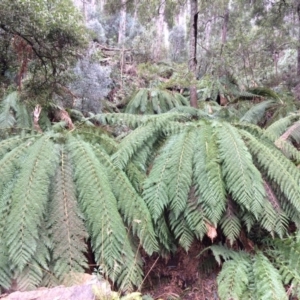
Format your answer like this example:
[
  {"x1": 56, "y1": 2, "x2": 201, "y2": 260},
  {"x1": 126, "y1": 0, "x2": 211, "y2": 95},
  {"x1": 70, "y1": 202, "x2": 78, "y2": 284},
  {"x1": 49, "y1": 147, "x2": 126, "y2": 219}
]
[
  {"x1": 189, "y1": 0, "x2": 198, "y2": 108},
  {"x1": 297, "y1": 0, "x2": 300, "y2": 76},
  {"x1": 221, "y1": 7, "x2": 229, "y2": 44},
  {"x1": 118, "y1": 0, "x2": 127, "y2": 45},
  {"x1": 155, "y1": 0, "x2": 166, "y2": 61}
]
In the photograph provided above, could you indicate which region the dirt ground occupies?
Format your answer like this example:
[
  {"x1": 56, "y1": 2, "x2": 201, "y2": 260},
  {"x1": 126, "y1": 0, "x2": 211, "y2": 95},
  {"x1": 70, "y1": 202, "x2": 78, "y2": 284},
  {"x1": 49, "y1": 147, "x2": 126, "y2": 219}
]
[{"x1": 142, "y1": 243, "x2": 220, "y2": 300}]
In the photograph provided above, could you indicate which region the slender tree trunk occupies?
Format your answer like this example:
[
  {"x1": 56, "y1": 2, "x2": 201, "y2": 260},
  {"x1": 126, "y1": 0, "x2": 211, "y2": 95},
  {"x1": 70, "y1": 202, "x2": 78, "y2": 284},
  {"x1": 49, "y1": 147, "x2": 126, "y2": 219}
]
[
  {"x1": 297, "y1": 1, "x2": 300, "y2": 76},
  {"x1": 155, "y1": 0, "x2": 166, "y2": 61},
  {"x1": 118, "y1": 0, "x2": 127, "y2": 45},
  {"x1": 189, "y1": 0, "x2": 198, "y2": 108},
  {"x1": 221, "y1": 7, "x2": 229, "y2": 44}
]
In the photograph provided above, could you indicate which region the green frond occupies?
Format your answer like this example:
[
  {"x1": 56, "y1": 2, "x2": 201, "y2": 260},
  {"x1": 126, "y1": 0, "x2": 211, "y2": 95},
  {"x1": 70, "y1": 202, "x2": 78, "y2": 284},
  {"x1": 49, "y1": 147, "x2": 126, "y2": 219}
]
[
  {"x1": 266, "y1": 113, "x2": 300, "y2": 138},
  {"x1": 241, "y1": 130, "x2": 300, "y2": 215},
  {"x1": 220, "y1": 199, "x2": 241, "y2": 243},
  {"x1": 15, "y1": 103, "x2": 32, "y2": 128},
  {"x1": 166, "y1": 129, "x2": 195, "y2": 217},
  {"x1": 210, "y1": 244, "x2": 241, "y2": 264},
  {"x1": 155, "y1": 215, "x2": 174, "y2": 252},
  {"x1": 236, "y1": 122, "x2": 300, "y2": 164},
  {"x1": 184, "y1": 196, "x2": 207, "y2": 241},
  {"x1": 267, "y1": 237, "x2": 300, "y2": 296},
  {"x1": 125, "y1": 88, "x2": 189, "y2": 115},
  {"x1": 0, "y1": 245, "x2": 11, "y2": 291},
  {"x1": 0, "y1": 176, "x2": 18, "y2": 291},
  {"x1": 15, "y1": 220, "x2": 52, "y2": 290},
  {"x1": 217, "y1": 254, "x2": 251, "y2": 300},
  {"x1": 253, "y1": 251, "x2": 287, "y2": 300},
  {"x1": 116, "y1": 246, "x2": 143, "y2": 292},
  {"x1": 67, "y1": 136, "x2": 142, "y2": 289},
  {"x1": 262, "y1": 180, "x2": 288, "y2": 236},
  {"x1": 49, "y1": 145, "x2": 88, "y2": 280},
  {"x1": 0, "y1": 92, "x2": 32, "y2": 129},
  {"x1": 112, "y1": 124, "x2": 159, "y2": 169},
  {"x1": 0, "y1": 92, "x2": 19, "y2": 128},
  {"x1": 143, "y1": 136, "x2": 176, "y2": 221},
  {"x1": 246, "y1": 87, "x2": 280, "y2": 100},
  {"x1": 14, "y1": 263, "x2": 44, "y2": 291},
  {"x1": 6, "y1": 135, "x2": 58, "y2": 270},
  {"x1": 193, "y1": 122, "x2": 226, "y2": 225},
  {"x1": 169, "y1": 212, "x2": 194, "y2": 251},
  {"x1": 92, "y1": 144, "x2": 158, "y2": 255},
  {"x1": 216, "y1": 122, "x2": 265, "y2": 218},
  {"x1": 94, "y1": 112, "x2": 144, "y2": 128},
  {"x1": 240, "y1": 100, "x2": 275, "y2": 125}
]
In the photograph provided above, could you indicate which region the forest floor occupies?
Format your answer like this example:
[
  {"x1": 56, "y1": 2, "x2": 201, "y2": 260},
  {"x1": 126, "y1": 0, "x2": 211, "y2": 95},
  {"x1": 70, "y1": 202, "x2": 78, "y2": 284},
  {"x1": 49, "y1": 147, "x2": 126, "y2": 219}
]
[{"x1": 142, "y1": 243, "x2": 220, "y2": 300}]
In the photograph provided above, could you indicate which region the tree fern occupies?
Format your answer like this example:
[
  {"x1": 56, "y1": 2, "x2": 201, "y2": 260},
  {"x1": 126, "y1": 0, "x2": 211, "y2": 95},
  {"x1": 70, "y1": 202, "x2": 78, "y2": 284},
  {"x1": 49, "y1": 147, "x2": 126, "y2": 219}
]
[
  {"x1": 0, "y1": 130, "x2": 158, "y2": 292},
  {"x1": 97, "y1": 110, "x2": 300, "y2": 249}
]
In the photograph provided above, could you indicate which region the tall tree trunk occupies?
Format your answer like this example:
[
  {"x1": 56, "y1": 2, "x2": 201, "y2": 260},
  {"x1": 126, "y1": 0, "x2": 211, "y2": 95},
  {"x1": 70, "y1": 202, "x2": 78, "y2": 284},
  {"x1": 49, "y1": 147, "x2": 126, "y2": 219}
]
[
  {"x1": 155, "y1": 0, "x2": 166, "y2": 61},
  {"x1": 297, "y1": 1, "x2": 300, "y2": 76},
  {"x1": 189, "y1": 0, "x2": 198, "y2": 108},
  {"x1": 118, "y1": 0, "x2": 127, "y2": 45},
  {"x1": 221, "y1": 7, "x2": 229, "y2": 44}
]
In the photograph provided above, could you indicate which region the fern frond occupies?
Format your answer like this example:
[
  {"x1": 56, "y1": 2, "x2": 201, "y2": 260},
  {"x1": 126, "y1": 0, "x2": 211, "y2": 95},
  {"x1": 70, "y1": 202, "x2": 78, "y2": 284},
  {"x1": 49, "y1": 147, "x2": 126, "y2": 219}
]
[
  {"x1": 155, "y1": 215, "x2": 174, "y2": 252},
  {"x1": 92, "y1": 144, "x2": 158, "y2": 255},
  {"x1": 266, "y1": 113, "x2": 300, "y2": 137},
  {"x1": 49, "y1": 145, "x2": 88, "y2": 280},
  {"x1": 143, "y1": 136, "x2": 176, "y2": 221},
  {"x1": 220, "y1": 199, "x2": 241, "y2": 243},
  {"x1": 167, "y1": 129, "x2": 196, "y2": 217},
  {"x1": 6, "y1": 135, "x2": 58, "y2": 270},
  {"x1": 216, "y1": 122, "x2": 265, "y2": 218},
  {"x1": 169, "y1": 212, "x2": 194, "y2": 251},
  {"x1": 253, "y1": 251, "x2": 287, "y2": 300},
  {"x1": 267, "y1": 237, "x2": 300, "y2": 295},
  {"x1": 210, "y1": 244, "x2": 240, "y2": 264},
  {"x1": 193, "y1": 122, "x2": 226, "y2": 225},
  {"x1": 241, "y1": 130, "x2": 300, "y2": 215},
  {"x1": 112, "y1": 124, "x2": 159, "y2": 169},
  {"x1": 0, "y1": 245, "x2": 12, "y2": 291},
  {"x1": 67, "y1": 136, "x2": 141, "y2": 289},
  {"x1": 240, "y1": 100, "x2": 275, "y2": 125},
  {"x1": 236, "y1": 122, "x2": 300, "y2": 164},
  {"x1": 184, "y1": 197, "x2": 207, "y2": 240},
  {"x1": 0, "y1": 92, "x2": 18, "y2": 128},
  {"x1": 217, "y1": 253, "x2": 251, "y2": 300},
  {"x1": 125, "y1": 88, "x2": 189, "y2": 115}
]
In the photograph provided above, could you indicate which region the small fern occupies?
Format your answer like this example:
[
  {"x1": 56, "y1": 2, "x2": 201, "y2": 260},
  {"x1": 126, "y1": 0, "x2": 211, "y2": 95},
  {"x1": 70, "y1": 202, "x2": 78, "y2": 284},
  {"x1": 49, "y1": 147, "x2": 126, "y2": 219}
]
[{"x1": 209, "y1": 245, "x2": 288, "y2": 299}]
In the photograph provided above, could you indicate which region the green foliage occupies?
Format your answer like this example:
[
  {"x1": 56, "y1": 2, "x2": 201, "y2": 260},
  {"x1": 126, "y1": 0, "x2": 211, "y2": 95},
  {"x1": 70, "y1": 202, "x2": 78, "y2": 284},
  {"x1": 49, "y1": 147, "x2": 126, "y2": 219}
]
[
  {"x1": 0, "y1": 0, "x2": 87, "y2": 98},
  {"x1": 94, "y1": 110, "x2": 300, "y2": 251},
  {"x1": 210, "y1": 245, "x2": 288, "y2": 300},
  {"x1": 0, "y1": 129, "x2": 158, "y2": 292},
  {"x1": 125, "y1": 88, "x2": 189, "y2": 115},
  {"x1": 0, "y1": 91, "x2": 32, "y2": 129}
]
